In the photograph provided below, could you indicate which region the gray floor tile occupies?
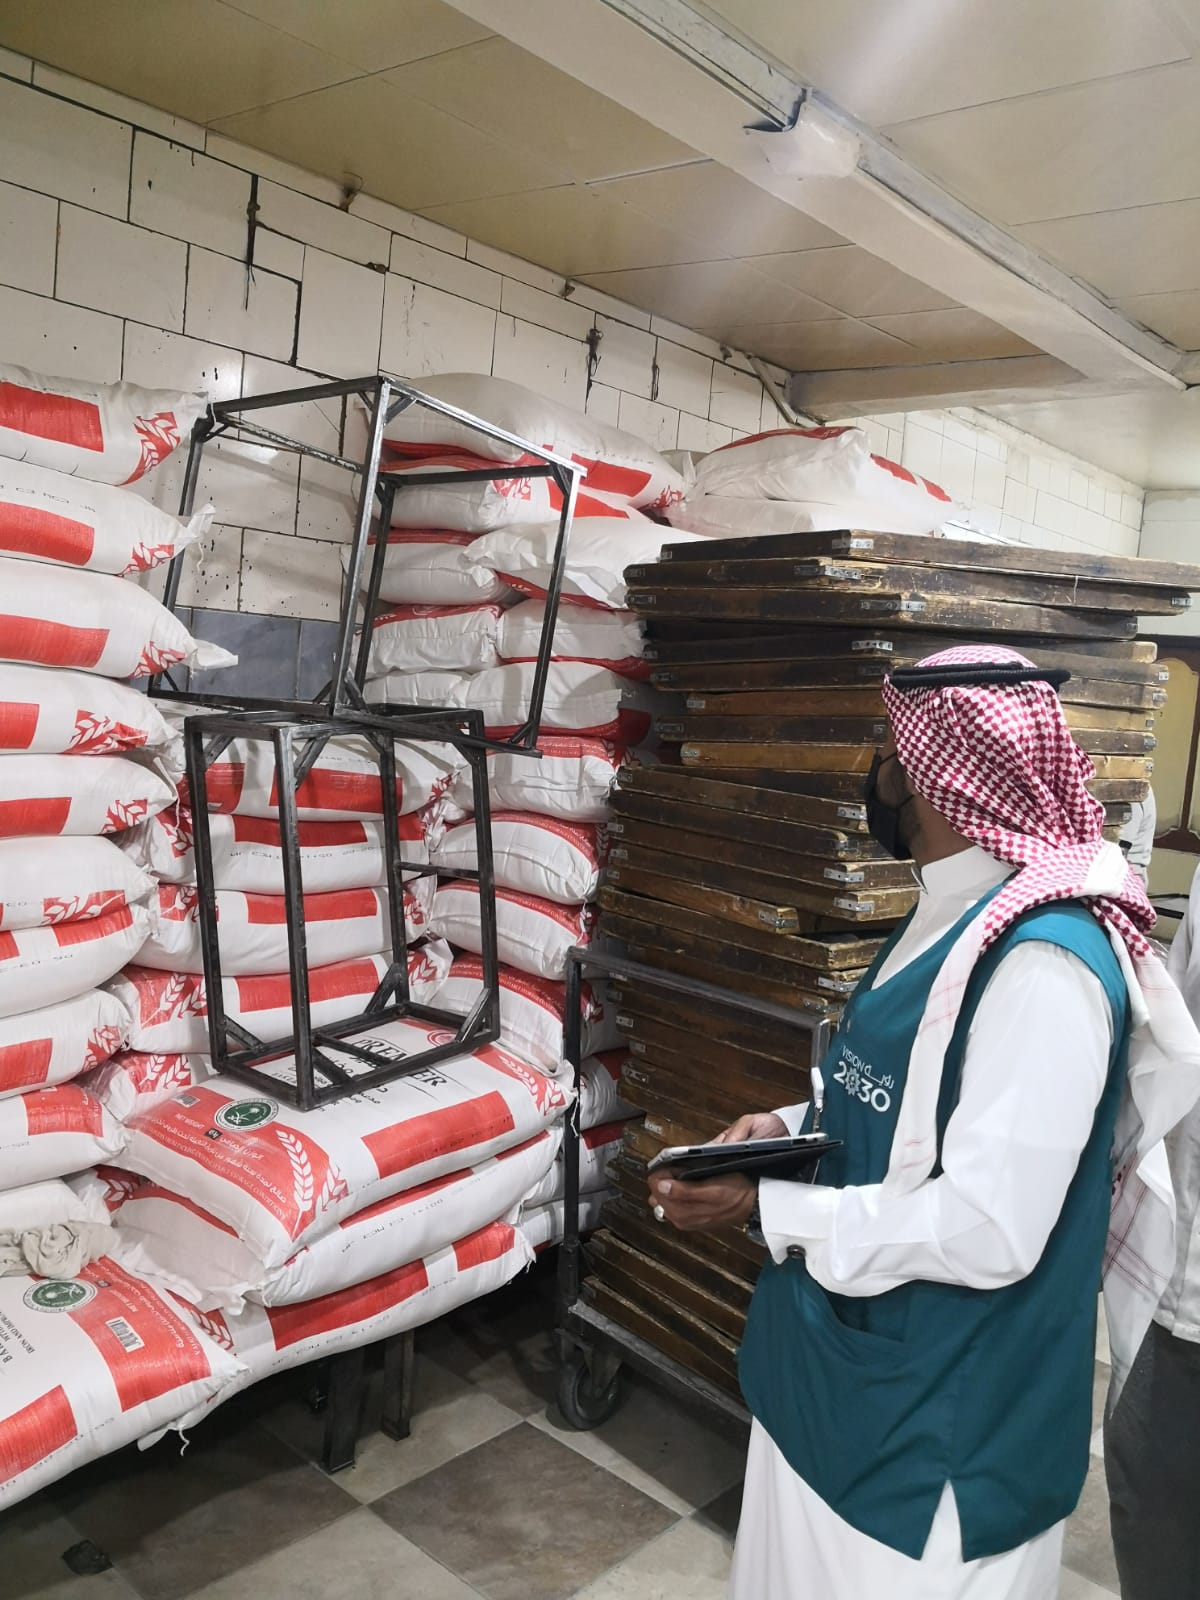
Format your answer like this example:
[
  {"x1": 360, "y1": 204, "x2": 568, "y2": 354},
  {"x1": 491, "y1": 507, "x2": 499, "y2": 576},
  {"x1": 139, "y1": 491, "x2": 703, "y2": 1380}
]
[
  {"x1": 185, "y1": 1506, "x2": 479, "y2": 1600},
  {"x1": 1062, "y1": 1452, "x2": 1121, "y2": 1596},
  {"x1": 694, "y1": 1480, "x2": 743, "y2": 1544},
  {"x1": 1058, "y1": 1567, "x2": 1119, "y2": 1599},
  {"x1": 570, "y1": 1513, "x2": 733, "y2": 1600},
  {"x1": 421, "y1": 1281, "x2": 560, "y2": 1418},
  {"x1": 53, "y1": 1417, "x2": 356, "y2": 1600},
  {"x1": 533, "y1": 1371, "x2": 747, "y2": 1516},
  {"x1": 371, "y1": 1421, "x2": 676, "y2": 1600},
  {"x1": 3, "y1": 1496, "x2": 141, "y2": 1600}
]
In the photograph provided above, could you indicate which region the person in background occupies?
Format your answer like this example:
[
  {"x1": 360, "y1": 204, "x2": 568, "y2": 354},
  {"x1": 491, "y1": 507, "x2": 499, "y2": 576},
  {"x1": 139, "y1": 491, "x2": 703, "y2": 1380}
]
[
  {"x1": 1105, "y1": 849, "x2": 1200, "y2": 1600},
  {"x1": 1119, "y1": 788, "x2": 1157, "y2": 888},
  {"x1": 649, "y1": 645, "x2": 1200, "y2": 1600}
]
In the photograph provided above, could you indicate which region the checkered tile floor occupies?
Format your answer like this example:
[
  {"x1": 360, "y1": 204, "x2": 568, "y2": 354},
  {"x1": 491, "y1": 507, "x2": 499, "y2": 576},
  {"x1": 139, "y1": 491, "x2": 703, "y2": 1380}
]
[{"x1": 4, "y1": 1270, "x2": 1120, "y2": 1600}]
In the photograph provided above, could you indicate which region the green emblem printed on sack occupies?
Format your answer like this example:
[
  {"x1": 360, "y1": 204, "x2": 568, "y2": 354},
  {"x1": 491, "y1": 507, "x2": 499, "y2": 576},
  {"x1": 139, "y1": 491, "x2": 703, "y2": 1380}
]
[
  {"x1": 24, "y1": 1280, "x2": 97, "y2": 1313},
  {"x1": 214, "y1": 1097, "x2": 279, "y2": 1132}
]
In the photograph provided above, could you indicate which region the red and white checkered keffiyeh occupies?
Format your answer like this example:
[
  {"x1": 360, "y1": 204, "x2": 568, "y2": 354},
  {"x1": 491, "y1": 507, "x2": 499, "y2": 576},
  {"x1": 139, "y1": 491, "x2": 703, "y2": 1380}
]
[{"x1": 880, "y1": 643, "x2": 1200, "y2": 1398}]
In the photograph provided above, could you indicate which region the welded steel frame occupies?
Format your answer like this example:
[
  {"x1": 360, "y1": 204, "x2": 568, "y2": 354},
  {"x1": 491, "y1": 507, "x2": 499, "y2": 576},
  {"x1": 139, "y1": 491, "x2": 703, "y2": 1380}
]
[
  {"x1": 151, "y1": 372, "x2": 584, "y2": 752},
  {"x1": 183, "y1": 704, "x2": 500, "y2": 1110},
  {"x1": 554, "y1": 947, "x2": 832, "y2": 1426}
]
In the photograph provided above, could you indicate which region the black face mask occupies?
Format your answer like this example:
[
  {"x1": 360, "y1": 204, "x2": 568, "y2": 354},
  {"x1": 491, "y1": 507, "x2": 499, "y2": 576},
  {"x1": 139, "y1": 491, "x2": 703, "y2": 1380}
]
[{"x1": 864, "y1": 751, "x2": 915, "y2": 861}]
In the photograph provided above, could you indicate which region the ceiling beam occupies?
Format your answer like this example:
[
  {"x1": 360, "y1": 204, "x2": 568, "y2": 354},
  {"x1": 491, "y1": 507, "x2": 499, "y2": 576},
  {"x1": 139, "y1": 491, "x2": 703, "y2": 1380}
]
[
  {"x1": 441, "y1": 0, "x2": 1185, "y2": 394},
  {"x1": 787, "y1": 355, "x2": 1118, "y2": 418}
]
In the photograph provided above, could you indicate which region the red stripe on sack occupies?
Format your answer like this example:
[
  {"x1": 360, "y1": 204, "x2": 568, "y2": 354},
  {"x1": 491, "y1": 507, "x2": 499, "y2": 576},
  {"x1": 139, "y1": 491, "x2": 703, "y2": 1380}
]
[
  {"x1": 0, "y1": 1386, "x2": 78, "y2": 1484},
  {"x1": 494, "y1": 811, "x2": 598, "y2": 856},
  {"x1": 200, "y1": 763, "x2": 246, "y2": 811},
  {"x1": 234, "y1": 956, "x2": 380, "y2": 1012},
  {"x1": 0, "y1": 384, "x2": 104, "y2": 452},
  {"x1": 569, "y1": 457, "x2": 651, "y2": 500},
  {"x1": 376, "y1": 528, "x2": 476, "y2": 548},
  {"x1": 0, "y1": 1037, "x2": 53, "y2": 1092},
  {"x1": 0, "y1": 931, "x2": 16, "y2": 961},
  {"x1": 870, "y1": 453, "x2": 952, "y2": 503},
  {"x1": 23, "y1": 1083, "x2": 105, "y2": 1136},
  {"x1": 0, "y1": 614, "x2": 108, "y2": 669},
  {"x1": 544, "y1": 480, "x2": 639, "y2": 520},
  {"x1": 266, "y1": 1258, "x2": 431, "y2": 1349},
  {"x1": 373, "y1": 603, "x2": 499, "y2": 628},
  {"x1": 339, "y1": 1165, "x2": 463, "y2": 1226},
  {"x1": 52, "y1": 904, "x2": 134, "y2": 947},
  {"x1": 267, "y1": 768, "x2": 394, "y2": 815},
  {"x1": 72, "y1": 1259, "x2": 214, "y2": 1411},
  {"x1": 230, "y1": 815, "x2": 372, "y2": 847},
  {"x1": 711, "y1": 425, "x2": 849, "y2": 453},
  {"x1": 596, "y1": 1050, "x2": 625, "y2": 1081},
  {"x1": 0, "y1": 503, "x2": 97, "y2": 565},
  {"x1": 454, "y1": 1221, "x2": 516, "y2": 1273},
  {"x1": 0, "y1": 701, "x2": 40, "y2": 749},
  {"x1": 363, "y1": 1090, "x2": 517, "y2": 1181},
  {"x1": 381, "y1": 443, "x2": 534, "y2": 471},
  {"x1": 0, "y1": 797, "x2": 72, "y2": 837},
  {"x1": 243, "y1": 888, "x2": 379, "y2": 926},
  {"x1": 583, "y1": 1121, "x2": 625, "y2": 1151}
]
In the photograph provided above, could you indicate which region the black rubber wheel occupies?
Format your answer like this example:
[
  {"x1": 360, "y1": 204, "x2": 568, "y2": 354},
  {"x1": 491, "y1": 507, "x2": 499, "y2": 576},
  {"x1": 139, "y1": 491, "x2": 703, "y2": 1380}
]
[{"x1": 557, "y1": 1350, "x2": 622, "y2": 1430}]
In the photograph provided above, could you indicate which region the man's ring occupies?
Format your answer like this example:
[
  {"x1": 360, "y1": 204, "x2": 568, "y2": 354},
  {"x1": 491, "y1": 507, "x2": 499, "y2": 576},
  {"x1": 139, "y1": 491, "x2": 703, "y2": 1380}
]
[{"x1": 653, "y1": 1203, "x2": 666, "y2": 1222}]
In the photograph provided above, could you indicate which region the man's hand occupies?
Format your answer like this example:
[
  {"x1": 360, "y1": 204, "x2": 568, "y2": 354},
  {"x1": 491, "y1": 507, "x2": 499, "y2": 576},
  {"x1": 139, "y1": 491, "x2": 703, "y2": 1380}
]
[
  {"x1": 648, "y1": 1170, "x2": 757, "y2": 1231},
  {"x1": 711, "y1": 1112, "x2": 790, "y2": 1145}
]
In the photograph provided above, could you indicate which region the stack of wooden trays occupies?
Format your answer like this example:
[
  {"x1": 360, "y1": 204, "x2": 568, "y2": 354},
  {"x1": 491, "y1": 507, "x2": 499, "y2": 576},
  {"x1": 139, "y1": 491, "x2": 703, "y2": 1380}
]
[{"x1": 581, "y1": 528, "x2": 1198, "y2": 1394}]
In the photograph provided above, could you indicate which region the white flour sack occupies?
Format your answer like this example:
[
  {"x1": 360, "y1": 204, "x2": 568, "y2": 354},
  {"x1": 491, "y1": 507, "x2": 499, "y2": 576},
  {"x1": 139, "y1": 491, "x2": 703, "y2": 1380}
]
[
  {"x1": 0, "y1": 663, "x2": 180, "y2": 760},
  {"x1": 83, "y1": 1050, "x2": 214, "y2": 1125},
  {"x1": 381, "y1": 373, "x2": 685, "y2": 512},
  {"x1": 0, "y1": 837, "x2": 152, "y2": 931},
  {"x1": 121, "y1": 810, "x2": 426, "y2": 893},
  {"x1": 67, "y1": 1165, "x2": 146, "y2": 1218},
  {"x1": 0, "y1": 1258, "x2": 241, "y2": 1512},
  {"x1": 364, "y1": 603, "x2": 504, "y2": 677},
  {"x1": 354, "y1": 530, "x2": 513, "y2": 606},
  {"x1": 523, "y1": 1119, "x2": 624, "y2": 1207},
  {"x1": 0, "y1": 366, "x2": 205, "y2": 485},
  {"x1": 382, "y1": 459, "x2": 643, "y2": 533},
  {"x1": 111, "y1": 943, "x2": 451, "y2": 1054},
  {"x1": 192, "y1": 734, "x2": 461, "y2": 821},
  {"x1": 465, "y1": 518, "x2": 703, "y2": 610},
  {"x1": 0, "y1": 989, "x2": 131, "y2": 1100},
  {"x1": 579, "y1": 1051, "x2": 634, "y2": 1131},
  {"x1": 112, "y1": 1127, "x2": 560, "y2": 1311},
  {"x1": 498, "y1": 600, "x2": 646, "y2": 679},
  {"x1": 432, "y1": 810, "x2": 605, "y2": 904},
  {"x1": 0, "y1": 1177, "x2": 112, "y2": 1232},
  {"x1": 117, "y1": 1024, "x2": 571, "y2": 1268},
  {"x1": 430, "y1": 881, "x2": 594, "y2": 982},
  {"x1": 519, "y1": 1192, "x2": 606, "y2": 1254},
  {"x1": 452, "y1": 735, "x2": 625, "y2": 822},
  {"x1": 0, "y1": 754, "x2": 175, "y2": 839},
  {"x1": 0, "y1": 903, "x2": 150, "y2": 1020},
  {"x1": 0, "y1": 458, "x2": 211, "y2": 574},
  {"x1": 0, "y1": 1084, "x2": 126, "y2": 1188},
  {"x1": 688, "y1": 425, "x2": 956, "y2": 534},
  {"x1": 138, "y1": 883, "x2": 429, "y2": 975},
  {"x1": 438, "y1": 956, "x2": 622, "y2": 1074},
  {"x1": 0, "y1": 558, "x2": 234, "y2": 678}
]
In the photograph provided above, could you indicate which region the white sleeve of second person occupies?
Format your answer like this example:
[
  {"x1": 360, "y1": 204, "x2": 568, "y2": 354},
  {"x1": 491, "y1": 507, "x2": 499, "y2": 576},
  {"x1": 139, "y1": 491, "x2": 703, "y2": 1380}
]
[{"x1": 758, "y1": 942, "x2": 1113, "y2": 1296}]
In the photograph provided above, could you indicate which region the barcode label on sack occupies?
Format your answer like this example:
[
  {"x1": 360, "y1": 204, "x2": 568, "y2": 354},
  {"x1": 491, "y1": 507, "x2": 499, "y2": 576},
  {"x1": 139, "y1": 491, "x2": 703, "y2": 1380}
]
[{"x1": 106, "y1": 1316, "x2": 145, "y2": 1353}]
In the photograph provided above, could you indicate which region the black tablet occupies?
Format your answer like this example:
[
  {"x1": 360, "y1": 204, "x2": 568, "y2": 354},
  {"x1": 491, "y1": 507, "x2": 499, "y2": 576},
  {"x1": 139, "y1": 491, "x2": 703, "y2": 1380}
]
[{"x1": 646, "y1": 1135, "x2": 841, "y2": 1184}]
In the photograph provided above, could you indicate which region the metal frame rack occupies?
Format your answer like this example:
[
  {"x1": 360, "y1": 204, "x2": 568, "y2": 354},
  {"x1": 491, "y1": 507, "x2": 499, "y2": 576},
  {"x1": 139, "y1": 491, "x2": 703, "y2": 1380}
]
[{"x1": 554, "y1": 947, "x2": 832, "y2": 1430}]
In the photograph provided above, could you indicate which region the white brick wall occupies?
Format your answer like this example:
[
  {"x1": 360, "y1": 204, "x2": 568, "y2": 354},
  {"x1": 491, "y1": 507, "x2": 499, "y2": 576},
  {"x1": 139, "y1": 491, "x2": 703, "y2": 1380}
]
[{"x1": 0, "y1": 54, "x2": 1150, "y2": 623}]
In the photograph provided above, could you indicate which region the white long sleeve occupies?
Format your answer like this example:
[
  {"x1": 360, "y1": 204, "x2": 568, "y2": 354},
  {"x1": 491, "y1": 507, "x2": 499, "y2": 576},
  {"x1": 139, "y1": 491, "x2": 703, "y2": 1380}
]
[{"x1": 758, "y1": 939, "x2": 1114, "y2": 1296}]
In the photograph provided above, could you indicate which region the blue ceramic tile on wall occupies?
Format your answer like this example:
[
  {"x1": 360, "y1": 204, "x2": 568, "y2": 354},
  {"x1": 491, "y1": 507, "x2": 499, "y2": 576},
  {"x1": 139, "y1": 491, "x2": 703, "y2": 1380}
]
[
  {"x1": 187, "y1": 608, "x2": 301, "y2": 699},
  {"x1": 296, "y1": 619, "x2": 341, "y2": 700}
]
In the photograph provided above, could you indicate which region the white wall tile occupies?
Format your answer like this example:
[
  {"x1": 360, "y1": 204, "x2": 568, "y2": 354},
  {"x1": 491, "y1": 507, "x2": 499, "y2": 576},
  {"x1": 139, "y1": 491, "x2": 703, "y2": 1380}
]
[
  {"x1": 1068, "y1": 469, "x2": 1092, "y2": 507},
  {"x1": 0, "y1": 179, "x2": 56, "y2": 294},
  {"x1": 33, "y1": 64, "x2": 205, "y2": 149},
  {"x1": 567, "y1": 283, "x2": 652, "y2": 331},
  {"x1": 1033, "y1": 490, "x2": 1077, "y2": 537},
  {"x1": 297, "y1": 457, "x2": 360, "y2": 543},
  {"x1": 359, "y1": 204, "x2": 467, "y2": 259},
  {"x1": 976, "y1": 429, "x2": 1005, "y2": 461},
  {"x1": 999, "y1": 513, "x2": 1023, "y2": 541},
  {"x1": 648, "y1": 315, "x2": 728, "y2": 365},
  {"x1": 709, "y1": 364, "x2": 761, "y2": 433},
  {"x1": 466, "y1": 241, "x2": 566, "y2": 297},
  {"x1": 1006, "y1": 449, "x2": 1029, "y2": 485},
  {"x1": 1104, "y1": 489, "x2": 1124, "y2": 521},
  {"x1": 130, "y1": 134, "x2": 251, "y2": 258},
  {"x1": 1028, "y1": 456, "x2": 1052, "y2": 491},
  {"x1": 123, "y1": 323, "x2": 243, "y2": 402},
  {"x1": 176, "y1": 524, "x2": 243, "y2": 610},
  {"x1": 1048, "y1": 461, "x2": 1072, "y2": 499},
  {"x1": 380, "y1": 275, "x2": 496, "y2": 378},
  {"x1": 0, "y1": 283, "x2": 122, "y2": 381},
  {"x1": 901, "y1": 423, "x2": 942, "y2": 484},
  {"x1": 0, "y1": 46, "x2": 32, "y2": 82},
  {"x1": 203, "y1": 134, "x2": 344, "y2": 208},
  {"x1": 910, "y1": 410, "x2": 944, "y2": 436},
  {"x1": 253, "y1": 228, "x2": 305, "y2": 280},
  {"x1": 654, "y1": 340, "x2": 712, "y2": 417},
  {"x1": 677, "y1": 412, "x2": 734, "y2": 454},
  {"x1": 499, "y1": 278, "x2": 593, "y2": 340},
  {"x1": 240, "y1": 529, "x2": 343, "y2": 620},
  {"x1": 492, "y1": 315, "x2": 589, "y2": 411},
  {"x1": 1024, "y1": 522, "x2": 1065, "y2": 551},
  {"x1": 1087, "y1": 479, "x2": 1107, "y2": 514},
  {"x1": 941, "y1": 415, "x2": 977, "y2": 450},
  {"x1": 256, "y1": 181, "x2": 389, "y2": 267},
  {"x1": 592, "y1": 316, "x2": 655, "y2": 401},
  {"x1": 56, "y1": 205, "x2": 186, "y2": 330},
  {"x1": 197, "y1": 436, "x2": 300, "y2": 536},
  {"x1": 584, "y1": 382, "x2": 622, "y2": 427},
  {"x1": 296, "y1": 247, "x2": 384, "y2": 379},
  {"x1": 239, "y1": 356, "x2": 342, "y2": 451},
  {"x1": 859, "y1": 418, "x2": 889, "y2": 457},
  {"x1": 186, "y1": 247, "x2": 298, "y2": 362},
  {"x1": 938, "y1": 439, "x2": 975, "y2": 501},
  {"x1": 972, "y1": 453, "x2": 1006, "y2": 510},
  {"x1": 388, "y1": 234, "x2": 500, "y2": 308},
  {"x1": 1003, "y1": 478, "x2": 1034, "y2": 520},
  {"x1": 970, "y1": 503, "x2": 1002, "y2": 537},
  {"x1": 617, "y1": 393, "x2": 679, "y2": 452},
  {"x1": 886, "y1": 427, "x2": 904, "y2": 462},
  {"x1": 0, "y1": 77, "x2": 130, "y2": 217},
  {"x1": 1121, "y1": 492, "x2": 1145, "y2": 529}
]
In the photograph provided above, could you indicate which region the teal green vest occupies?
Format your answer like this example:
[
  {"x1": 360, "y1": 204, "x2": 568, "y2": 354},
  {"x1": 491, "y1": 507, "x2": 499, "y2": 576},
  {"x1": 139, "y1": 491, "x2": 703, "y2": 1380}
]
[{"x1": 738, "y1": 893, "x2": 1129, "y2": 1562}]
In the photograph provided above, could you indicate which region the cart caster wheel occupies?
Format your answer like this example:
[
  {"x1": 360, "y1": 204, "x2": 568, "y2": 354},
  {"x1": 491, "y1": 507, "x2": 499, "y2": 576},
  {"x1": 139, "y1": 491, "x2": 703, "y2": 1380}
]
[{"x1": 557, "y1": 1351, "x2": 622, "y2": 1430}]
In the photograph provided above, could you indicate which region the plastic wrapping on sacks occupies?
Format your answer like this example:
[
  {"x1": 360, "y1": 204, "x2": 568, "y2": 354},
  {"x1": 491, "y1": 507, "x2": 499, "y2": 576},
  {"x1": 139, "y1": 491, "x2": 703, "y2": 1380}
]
[
  {"x1": 450, "y1": 735, "x2": 625, "y2": 823},
  {"x1": 0, "y1": 366, "x2": 205, "y2": 485},
  {"x1": 0, "y1": 558, "x2": 234, "y2": 678},
  {"x1": 0, "y1": 754, "x2": 176, "y2": 839},
  {"x1": 0, "y1": 664, "x2": 183, "y2": 760},
  {"x1": 519, "y1": 1192, "x2": 608, "y2": 1254},
  {"x1": 0, "y1": 1177, "x2": 113, "y2": 1233},
  {"x1": 116, "y1": 1025, "x2": 571, "y2": 1269},
  {"x1": 136, "y1": 882, "x2": 433, "y2": 976},
  {"x1": 0, "y1": 903, "x2": 151, "y2": 1020},
  {"x1": 379, "y1": 373, "x2": 685, "y2": 512},
  {"x1": 110, "y1": 1127, "x2": 561, "y2": 1311},
  {"x1": 0, "y1": 1084, "x2": 126, "y2": 1188},
  {"x1": 82, "y1": 1050, "x2": 215, "y2": 1125},
  {"x1": 110, "y1": 942, "x2": 452, "y2": 1054},
  {"x1": 497, "y1": 599, "x2": 647, "y2": 679},
  {"x1": 351, "y1": 530, "x2": 514, "y2": 606},
  {"x1": 0, "y1": 458, "x2": 212, "y2": 574},
  {"x1": 119, "y1": 810, "x2": 429, "y2": 892},
  {"x1": 438, "y1": 957, "x2": 623, "y2": 1075},
  {"x1": 0, "y1": 1257, "x2": 241, "y2": 1512},
  {"x1": 0, "y1": 837, "x2": 153, "y2": 931},
  {"x1": 464, "y1": 518, "x2": 704, "y2": 610},
  {"x1": 522, "y1": 1119, "x2": 623, "y2": 1208},
  {"x1": 432, "y1": 810, "x2": 606, "y2": 905},
  {"x1": 430, "y1": 880, "x2": 594, "y2": 982},
  {"x1": 364, "y1": 602, "x2": 505, "y2": 677},
  {"x1": 0, "y1": 989, "x2": 132, "y2": 1100}
]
